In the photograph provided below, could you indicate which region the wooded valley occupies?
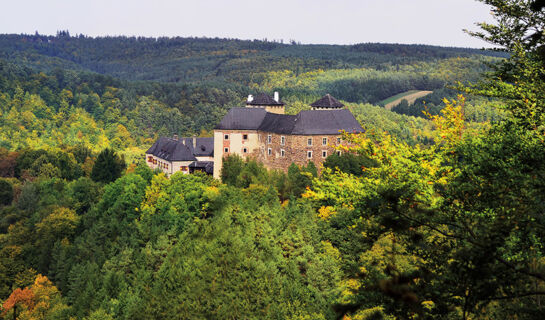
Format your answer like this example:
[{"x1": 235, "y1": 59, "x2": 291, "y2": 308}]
[{"x1": 1, "y1": 0, "x2": 544, "y2": 318}]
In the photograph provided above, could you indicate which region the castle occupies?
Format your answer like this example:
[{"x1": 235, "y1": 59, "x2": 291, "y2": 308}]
[{"x1": 146, "y1": 93, "x2": 363, "y2": 178}]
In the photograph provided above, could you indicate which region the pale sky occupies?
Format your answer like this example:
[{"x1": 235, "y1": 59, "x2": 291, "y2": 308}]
[{"x1": 0, "y1": 0, "x2": 495, "y2": 48}]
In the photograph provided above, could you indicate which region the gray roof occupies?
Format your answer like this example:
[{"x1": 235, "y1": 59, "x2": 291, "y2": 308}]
[
  {"x1": 257, "y1": 113, "x2": 297, "y2": 134},
  {"x1": 217, "y1": 108, "x2": 363, "y2": 135},
  {"x1": 180, "y1": 137, "x2": 214, "y2": 157},
  {"x1": 310, "y1": 94, "x2": 344, "y2": 109},
  {"x1": 189, "y1": 161, "x2": 214, "y2": 174},
  {"x1": 215, "y1": 108, "x2": 267, "y2": 130},
  {"x1": 247, "y1": 93, "x2": 284, "y2": 106},
  {"x1": 292, "y1": 109, "x2": 363, "y2": 134},
  {"x1": 146, "y1": 137, "x2": 213, "y2": 161}
]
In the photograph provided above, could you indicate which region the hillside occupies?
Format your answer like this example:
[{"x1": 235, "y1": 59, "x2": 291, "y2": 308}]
[
  {"x1": 0, "y1": 33, "x2": 506, "y2": 84},
  {"x1": 0, "y1": 34, "x2": 504, "y2": 156}
]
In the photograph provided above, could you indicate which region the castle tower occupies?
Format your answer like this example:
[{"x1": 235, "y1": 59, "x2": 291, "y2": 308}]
[
  {"x1": 246, "y1": 92, "x2": 285, "y2": 114},
  {"x1": 310, "y1": 94, "x2": 344, "y2": 110}
]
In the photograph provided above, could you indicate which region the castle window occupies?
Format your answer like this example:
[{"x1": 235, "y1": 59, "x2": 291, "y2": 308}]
[
  {"x1": 322, "y1": 137, "x2": 328, "y2": 145},
  {"x1": 147, "y1": 156, "x2": 153, "y2": 163},
  {"x1": 267, "y1": 135, "x2": 272, "y2": 144},
  {"x1": 268, "y1": 148, "x2": 272, "y2": 156},
  {"x1": 307, "y1": 138, "x2": 312, "y2": 146},
  {"x1": 322, "y1": 150, "x2": 327, "y2": 158},
  {"x1": 243, "y1": 147, "x2": 248, "y2": 153},
  {"x1": 336, "y1": 150, "x2": 342, "y2": 156},
  {"x1": 281, "y1": 136, "x2": 285, "y2": 145},
  {"x1": 307, "y1": 151, "x2": 313, "y2": 159},
  {"x1": 281, "y1": 149, "x2": 285, "y2": 157},
  {"x1": 243, "y1": 134, "x2": 248, "y2": 140},
  {"x1": 337, "y1": 137, "x2": 341, "y2": 144},
  {"x1": 224, "y1": 147, "x2": 229, "y2": 153},
  {"x1": 224, "y1": 134, "x2": 229, "y2": 140}
]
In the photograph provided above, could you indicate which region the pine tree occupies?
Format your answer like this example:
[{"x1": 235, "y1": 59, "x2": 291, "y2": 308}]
[{"x1": 90, "y1": 148, "x2": 126, "y2": 183}]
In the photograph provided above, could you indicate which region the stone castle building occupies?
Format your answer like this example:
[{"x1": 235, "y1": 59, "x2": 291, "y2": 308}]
[
  {"x1": 212, "y1": 93, "x2": 363, "y2": 178},
  {"x1": 145, "y1": 92, "x2": 363, "y2": 178}
]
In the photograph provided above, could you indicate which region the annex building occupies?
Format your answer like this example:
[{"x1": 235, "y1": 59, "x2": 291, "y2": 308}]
[
  {"x1": 145, "y1": 136, "x2": 214, "y2": 176},
  {"x1": 146, "y1": 92, "x2": 364, "y2": 178}
]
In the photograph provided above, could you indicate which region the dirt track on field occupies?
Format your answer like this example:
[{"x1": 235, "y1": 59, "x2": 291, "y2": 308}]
[{"x1": 384, "y1": 90, "x2": 433, "y2": 110}]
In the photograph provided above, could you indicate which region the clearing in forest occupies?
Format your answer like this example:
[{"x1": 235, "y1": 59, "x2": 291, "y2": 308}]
[{"x1": 381, "y1": 90, "x2": 433, "y2": 110}]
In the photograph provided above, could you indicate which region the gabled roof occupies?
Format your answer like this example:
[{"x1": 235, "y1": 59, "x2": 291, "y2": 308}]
[
  {"x1": 247, "y1": 93, "x2": 284, "y2": 106},
  {"x1": 181, "y1": 137, "x2": 214, "y2": 157},
  {"x1": 215, "y1": 107, "x2": 363, "y2": 135},
  {"x1": 257, "y1": 113, "x2": 297, "y2": 134},
  {"x1": 310, "y1": 94, "x2": 344, "y2": 109},
  {"x1": 292, "y1": 109, "x2": 363, "y2": 135},
  {"x1": 215, "y1": 108, "x2": 268, "y2": 130},
  {"x1": 146, "y1": 137, "x2": 214, "y2": 161}
]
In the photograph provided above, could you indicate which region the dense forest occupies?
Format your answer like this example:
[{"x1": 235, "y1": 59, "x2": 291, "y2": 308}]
[{"x1": 1, "y1": 0, "x2": 545, "y2": 318}]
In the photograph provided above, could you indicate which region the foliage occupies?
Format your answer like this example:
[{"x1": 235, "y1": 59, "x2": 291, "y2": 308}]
[
  {"x1": 2, "y1": 274, "x2": 69, "y2": 320},
  {"x1": 90, "y1": 148, "x2": 126, "y2": 183},
  {"x1": 0, "y1": 179, "x2": 13, "y2": 206},
  {"x1": 1, "y1": 4, "x2": 544, "y2": 318},
  {"x1": 465, "y1": 0, "x2": 545, "y2": 130},
  {"x1": 323, "y1": 153, "x2": 376, "y2": 177},
  {"x1": 0, "y1": 34, "x2": 504, "y2": 84}
]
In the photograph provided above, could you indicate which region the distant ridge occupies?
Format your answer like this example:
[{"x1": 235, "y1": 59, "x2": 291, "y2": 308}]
[{"x1": 0, "y1": 33, "x2": 507, "y2": 84}]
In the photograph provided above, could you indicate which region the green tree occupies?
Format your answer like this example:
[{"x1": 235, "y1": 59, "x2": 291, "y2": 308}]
[
  {"x1": 466, "y1": 0, "x2": 545, "y2": 129},
  {"x1": 287, "y1": 162, "x2": 316, "y2": 198},
  {"x1": 221, "y1": 154, "x2": 244, "y2": 186},
  {"x1": 323, "y1": 153, "x2": 376, "y2": 177},
  {"x1": 90, "y1": 148, "x2": 126, "y2": 183},
  {"x1": 0, "y1": 179, "x2": 13, "y2": 206}
]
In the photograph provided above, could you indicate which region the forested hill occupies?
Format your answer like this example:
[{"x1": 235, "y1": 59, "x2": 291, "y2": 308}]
[
  {"x1": 0, "y1": 33, "x2": 506, "y2": 84},
  {"x1": 0, "y1": 32, "x2": 504, "y2": 158}
]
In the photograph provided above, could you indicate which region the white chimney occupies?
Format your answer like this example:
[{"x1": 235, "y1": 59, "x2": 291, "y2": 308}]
[
  {"x1": 192, "y1": 136, "x2": 196, "y2": 148},
  {"x1": 274, "y1": 91, "x2": 279, "y2": 102},
  {"x1": 173, "y1": 134, "x2": 178, "y2": 140},
  {"x1": 247, "y1": 94, "x2": 254, "y2": 103}
]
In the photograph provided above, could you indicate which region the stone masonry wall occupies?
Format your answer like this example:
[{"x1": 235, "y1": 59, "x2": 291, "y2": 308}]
[
  {"x1": 255, "y1": 132, "x2": 344, "y2": 173},
  {"x1": 214, "y1": 129, "x2": 348, "y2": 177}
]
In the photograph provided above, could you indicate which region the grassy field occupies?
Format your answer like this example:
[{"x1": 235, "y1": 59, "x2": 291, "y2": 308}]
[{"x1": 380, "y1": 90, "x2": 433, "y2": 110}]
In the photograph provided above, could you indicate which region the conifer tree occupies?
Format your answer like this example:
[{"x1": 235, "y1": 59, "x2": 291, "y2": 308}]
[{"x1": 90, "y1": 148, "x2": 126, "y2": 183}]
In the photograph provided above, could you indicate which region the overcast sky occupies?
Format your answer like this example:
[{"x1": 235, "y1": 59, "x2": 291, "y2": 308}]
[{"x1": 0, "y1": 0, "x2": 495, "y2": 48}]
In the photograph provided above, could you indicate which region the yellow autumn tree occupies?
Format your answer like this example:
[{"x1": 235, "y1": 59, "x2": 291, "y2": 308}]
[{"x1": 2, "y1": 274, "x2": 69, "y2": 320}]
